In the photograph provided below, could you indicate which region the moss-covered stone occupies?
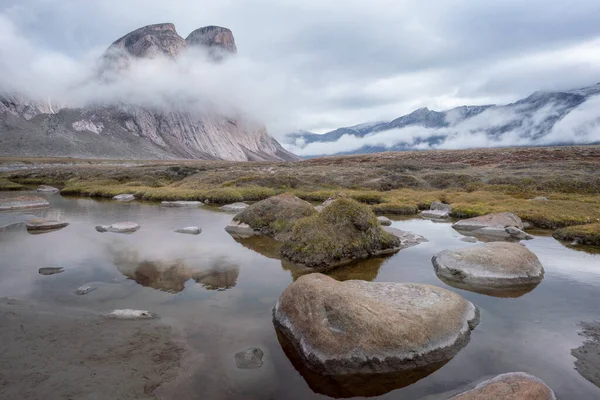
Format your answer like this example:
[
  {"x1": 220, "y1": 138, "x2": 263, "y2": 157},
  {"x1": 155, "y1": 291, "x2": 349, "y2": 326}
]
[
  {"x1": 233, "y1": 194, "x2": 316, "y2": 240},
  {"x1": 280, "y1": 198, "x2": 401, "y2": 269},
  {"x1": 553, "y1": 223, "x2": 600, "y2": 246}
]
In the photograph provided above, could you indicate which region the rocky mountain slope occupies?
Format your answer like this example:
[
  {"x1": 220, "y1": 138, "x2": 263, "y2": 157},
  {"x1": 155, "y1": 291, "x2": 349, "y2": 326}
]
[
  {"x1": 0, "y1": 23, "x2": 299, "y2": 161},
  {"x1": 285, "y1": 84, "x2": 600, "y2": 157}
]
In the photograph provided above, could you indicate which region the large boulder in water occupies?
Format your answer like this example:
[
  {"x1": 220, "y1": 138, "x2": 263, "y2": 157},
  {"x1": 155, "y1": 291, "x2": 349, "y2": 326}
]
[
  {"x1": 227, "y1": 194, "x2": 316, "y2": 240},
  {"x1": 432, "y1": 242, "x2": 544, "y2": 292},
  {"x1": 273, "y1": 273, "x2": 479, "y2": 376},
  {"x1": 280, "y1": 198, "x2": 404, "y2": 269},
  {"x1": 449, "y1": 372, "x2": 556, "y2": 399},
  {"x1": 452, "y1": 212, "x2": 531, "y2": 240}
]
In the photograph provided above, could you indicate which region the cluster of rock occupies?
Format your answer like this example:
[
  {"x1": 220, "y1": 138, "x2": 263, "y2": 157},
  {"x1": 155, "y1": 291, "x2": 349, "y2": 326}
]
[
  {"x1": 225, "y1": 194, "x2": 426, "y2": 270},
  {"x1": 453, "y1": 212, "x2": 533, "y2": 241},
  {"x1": 1, "y1": 189, "x2": 69, "y2": 235}
]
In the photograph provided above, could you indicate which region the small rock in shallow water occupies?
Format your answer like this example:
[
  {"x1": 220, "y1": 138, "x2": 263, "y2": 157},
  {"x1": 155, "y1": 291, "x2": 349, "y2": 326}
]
[
  {"x1": 377, "y1": 216, "x2": 392, "y2": 226},
  {"x1": 0, "y1": 196, "x2": 50, "y2": 211},
  {"x1": 36, "y1": 185, "x2": 60, "y2": 193},
  {"x1": 449, "y1": 372, "x2": 556, "y2": 399},
  {"x1": 108, "y1": 309, "x2": 155, "y2": 319},
  {"x1": 460, "y1": 236, "x2": 477, "y2": 243},
  {"x1": 161, "y1": 201, "x2": 203, "y2": 208},
  {"x1": 113, "y1": 194, "x2": 135, "y2": 202},
  {"x1": 421, "y1": 209, "x2": 451, "y2": 219},
  {"x1": 220, "y1": 202, "x2": 249, "y2": 213},
  {"x1": 26, "y1": 218, "x2": 69, "y2": 232},
  {"x1": 225, "y1": 220, "x2": 259, "y2": 238},
  {"x1": 174, "y1": 226, "x2": 201, "y2": 235},
  {"x1": 234, "y1": 347, "x2": 264, "y2": 369},
  {"x1": 75, "y1": 285, "x2": 96, "y2": 295},
  {"x1": 39, "y1": 267, "x2": 64, "y2": 276},
  {"x1": 505, "y1": 226, "x2": 534, "y2": 240},
  {"x1": 95, "y1": 221, "x2": 140, "y2": 233}
]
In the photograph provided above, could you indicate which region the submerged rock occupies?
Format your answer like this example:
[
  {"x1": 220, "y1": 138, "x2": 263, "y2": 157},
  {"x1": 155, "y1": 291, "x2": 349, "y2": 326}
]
[
  {"x1": 460, "y1": 236, "x2": 477, "y2": 243},
  {"x1": 113, "y1": 194, "x2": 135, "y2": 202},
  {"x1": 39, "y1": 267, "x2": 64, "y2": 275},
  {"x1": 26, "y1": 218, "x2": 69, "y2": 232},
  {"x1": 449, "y1": 372, "x2": 556, "y2": 399},
  {"x1": 160, "y1": 201, "x2": 203, "y2": 208},
  {"x1": 108, "y1": 309, "x2": 155, "y2": 319},
  {"x1": 572, "y1": 321, "x2": 600, "y2": 388},
  {"x1": 0, "y1": 196, "x2": 50, "y2": 211},
  {"x1": 377, "y1": 216, "x2": 392, "y2": 226},
  {"x1": 273, "y1": 273, "x2": 479, "y2": 376},
  {"x1": 228, "y1": 194, "x2": 316, "y2": 240},
  {"x1": 36, "y1": 185, "x2": 60, "y2": 193},
  {"x1": 174, "y1": 226, "x2": 201, "y2": 235},
  {"x1": 220, "y1": 202, "x2": 249, "y2": 213},
  {"x1": 75, "y1": 285, "x2": 96, "y2": 295},
  {"x1": 280, "y1": 199, "x2": 403, "y2": 269},
  {"x1": 95, "y1": 221, "x2": 140, "y2": 233},
  {"x1": 234, "y1": 348, "x2": 264, "y2": 369},
  {"x1": 432, "y1": 242, "x2": 544, "y2": 291}
]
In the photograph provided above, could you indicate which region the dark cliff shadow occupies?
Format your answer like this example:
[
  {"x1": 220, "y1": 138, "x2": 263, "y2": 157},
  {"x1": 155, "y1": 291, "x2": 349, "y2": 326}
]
[{"x1": 274, "y1": 327, "x2": 448, "y2": 398}]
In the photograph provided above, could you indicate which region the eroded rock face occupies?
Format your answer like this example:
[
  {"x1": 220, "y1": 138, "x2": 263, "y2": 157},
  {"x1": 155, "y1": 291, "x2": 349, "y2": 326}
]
[
  {"x1": 230, "y1": 194, "x2": 316, "y2": 240},
  {"x1": 432, "y1": 242, "x2": 544, "y2": 290},
  {"x1": 273, "y1": 273, "x2": 479, "y2": 375},
  {"x1": 280, "y1": 199, "x2": 403, "y2": 269},
  {"x1": 186, "y1": 26, "x2": 237, "y2": 60},
  {"x1": 449, "y1": 372, "x2": 556, "y2": 399}
]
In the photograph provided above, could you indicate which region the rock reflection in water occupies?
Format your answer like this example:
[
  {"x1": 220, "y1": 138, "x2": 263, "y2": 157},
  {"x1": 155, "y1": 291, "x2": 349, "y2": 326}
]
[
  {"x1": 114, "y1": 250, "x2": 239, "y2": 293},
  {"x1": 275, "y1": 328, "x2": 448, "y2": 398},
  {"x1": 437, "y1": 275, "x2": 541, "y2": 298},
  {"x1": 235, "y1": 236, "x2": 387, "y2": 282}
]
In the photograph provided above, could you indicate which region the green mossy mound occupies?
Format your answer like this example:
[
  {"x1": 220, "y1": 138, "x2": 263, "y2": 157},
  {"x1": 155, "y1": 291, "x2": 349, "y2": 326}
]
[
  {"x1": 233, "y1": 194, "x2": 316, "y2": 240},
  {"x1": 553, "y1": 223, "x2": 600, "y2": 246},
  {"x1": 280, "y1": 198, "x2": 401, "y2": 269}
]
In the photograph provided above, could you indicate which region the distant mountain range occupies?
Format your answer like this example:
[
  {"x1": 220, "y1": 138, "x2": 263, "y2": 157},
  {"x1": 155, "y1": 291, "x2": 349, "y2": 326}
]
[
  {"x1": 0, "y1": 23, "x2": 299, "y2": 161},
  {"x1": 284, "y1": 84, "x2": 600, "y2": 157}
]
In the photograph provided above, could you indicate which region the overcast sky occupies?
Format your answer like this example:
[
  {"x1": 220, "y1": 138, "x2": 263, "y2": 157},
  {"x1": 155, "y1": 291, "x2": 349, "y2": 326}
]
[{"x1": 2, "y1": 0, "x2": 600, "y2": 136}]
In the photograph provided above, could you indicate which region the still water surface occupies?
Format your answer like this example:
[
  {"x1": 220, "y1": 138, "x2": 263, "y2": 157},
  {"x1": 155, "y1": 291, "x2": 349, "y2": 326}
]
[{"x1": 0, "y1": 192, "x2": 599, "y2": 399}]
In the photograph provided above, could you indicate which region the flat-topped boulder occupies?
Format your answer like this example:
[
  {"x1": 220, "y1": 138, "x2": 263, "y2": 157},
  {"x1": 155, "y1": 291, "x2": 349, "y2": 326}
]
[
  {"x1": 227, "y1": 194, "x2": 316, "y2": 240},
  {"x1": 377, "y1": 216, "x2": 392, "y2": 226},
  {"x1": 36, "y1": 185, "x2": 60, "y2": 193},
  {"x1": 273, "y1": 273, "x2": 479, "y2": 375},
  {"x1": 449, "y1": 372, "x2": 556, "y2": 399},
  {"x1": 280, "y1": 198, "x2": 403, "y2": 269},
  {"x1": 453, "y1": 212, "x2": 532, "y2": 240},
  {"x1": 113, "y1": 194, "x2": 135, "y2": 202},
  {"x1": 174, "y1": 226, "x2": 201, "y2": 235},
  {"x1": 95, "y1": 221, "x2": 140, "y2": 233},
  {"x1": 220, "y1": 202, "x2": 249, "y2": 213},
  {"x1": 160, "y1": 200, "x2": 203, "y2": 208},
  {"x1": 432, "y1": 242, "x2": 544, "y2": 291},
  {"x1": 26, "y1": 218, "x2": 69, "y2": 232},
  {"x1": 0, "y1": 196, "x2": 50, "y2": 211}
]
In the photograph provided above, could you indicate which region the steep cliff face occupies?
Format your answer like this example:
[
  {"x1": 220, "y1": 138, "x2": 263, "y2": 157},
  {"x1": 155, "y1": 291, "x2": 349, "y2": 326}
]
[{"x1": 0, "y1": 23, "x2": 299, "y2": 161}]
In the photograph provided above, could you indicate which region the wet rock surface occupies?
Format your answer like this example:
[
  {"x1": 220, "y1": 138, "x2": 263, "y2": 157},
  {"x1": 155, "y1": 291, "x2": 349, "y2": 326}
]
[
  {"x1": 449, "y1": 372, "x2": 556, "y2": 399},
  {"x1": 25, "y1": 218, "x2": 69, "y2": 232},
  {"x1": 113, "y1": 194, "x2": 135, "y2": 202},
  {"x1": 0, "y1": 196, "x2": 50, "y2": 211},
  {"x1": 220, "y1": 202, "x2": 249, "y2": 213},
  {"x1": 273, "y1": 273, "x2": 479, "y2": 375},
  {"x1": 432, "y1": 242, "x2": 544, "y2": 292},
  {"x1": 160, "y1": 201, "x2": 203, "y2": 208},
  {"x1": 572, "y1": 321, "x2": 600, "y2": 388},
  {"x1": 95, "y1": 221, "x2": 140, "y2": 233},
  {"x1": 234, "y1": 347, "x2": 264, "y2": 369},
  {"x1": 174, "y1": 226, "x2": 201, "y2": 235}
]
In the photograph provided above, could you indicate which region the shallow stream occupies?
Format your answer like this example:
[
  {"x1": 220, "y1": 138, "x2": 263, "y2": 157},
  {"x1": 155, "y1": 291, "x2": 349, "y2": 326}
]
[{"x1": 1, "y1": 191, "x2": 599, "y2": 399}]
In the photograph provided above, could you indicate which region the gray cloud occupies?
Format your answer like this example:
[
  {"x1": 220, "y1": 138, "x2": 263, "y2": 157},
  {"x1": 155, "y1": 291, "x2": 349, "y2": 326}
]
[{"x1": 1, "y1": 0, "x2": 600, "y2": 136}]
